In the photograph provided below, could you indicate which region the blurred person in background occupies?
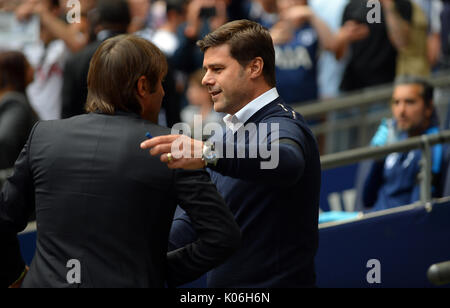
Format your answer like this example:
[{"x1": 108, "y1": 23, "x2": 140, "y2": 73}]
[
  {"x1": 441, "y1": 0, "x2": 450, "y2": 69},
  {"x1": 184, "y1": 0, "x2": 228, "y2": 39},
  {"x1": 138, "y1": 0, "x2": 186, "y2": 57},
  {"x1": 180, "y1": 68, "x2": 224, "y2": 139},
  {"x1": 0, "y1": 51, "x2": 38, "y2": 172},
  {"x1": 309, "y1": 0, "x2": 349, "y2": 100},
  {"x1": 412, "y1": 0, "x2": 443, "y2": 70},
  {"x1": 19, "y1": 0, "x2": 71, "y2": 120},
  {"x1": 409, "y1": 0, "x2": 450, "y2": 132},
  {"x1": 439, "y1": 0, "x2": 450, "y2": 130},
  {"x1": 248, "y1": 0, "x2": 278, "y2": 28},
  {"x1": 62, "y1": 0, "x2": 131, "y2": 118},
  {"x1": 246, "y1": 0, "x2": 358, "y2": 101},
  {"x1": 15, "y1": 0, "x2": 96, "y2": 52},
  {"x1": 171, "y1": 0, "x2": 230, "y2": 75},
  {"x1": 336, "y1": 0, "x2": 413, "y2": 92},
  {"x1": 392, "y1": 0, "x2": 430, "y2": 77},
  {"x1": 127, "y1": 0, "x2": 152, "y2": 33},
  {"x1": 356, "y1": 76, "x2": 445, "y2": 212},
  {"x1": 137, "y1": 0, "x2": 188, "y2": 127},
  {"x1": 270, "y1": 0, "x2": 340, "y2": 105},
  {"x1": 0, "y1": 0, "x2": 23, "y2": 11},
  {"x1": 309, "y1": 0, "x2": 358, "y2": 153},
  {"x1": 268, "y1": 0, "x2": 342, "y2": 152},
  {"x1": 331, "y1": 0, "x2": 414, "y2": 151},
  {"x1": 225, "y1": 0, "x2": 252, "y2": 21}
]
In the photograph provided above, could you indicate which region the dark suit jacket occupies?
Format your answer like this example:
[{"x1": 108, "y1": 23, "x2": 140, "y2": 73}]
[
  {"x1": 0, "y1": 111, "x2": 240, "y2": 288},
  {"x1": 0, "y1": 92, "x2": 38, "y2": 170}
]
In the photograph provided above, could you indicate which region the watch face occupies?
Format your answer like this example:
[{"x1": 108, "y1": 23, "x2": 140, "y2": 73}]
[
  {"x1": 205, "y1": 149, "x2": 217, "y2": 161},
  {"x1": 203, "y1": 143, "x2": 218, "y2": 163},
  {"x1": 208, "y1": 151, "x2": 217, "y2": 160}
]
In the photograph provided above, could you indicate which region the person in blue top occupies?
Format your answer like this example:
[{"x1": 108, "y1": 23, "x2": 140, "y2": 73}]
[
  {"x1": 269, "y1": 0, "x2": 339, "y2": 104},
  {"x1": 360, "y1": 75, "x2": 445, "y2": 212},
  {"x1": 141, "y1": 19, "x2": 321, "y2": 288}
]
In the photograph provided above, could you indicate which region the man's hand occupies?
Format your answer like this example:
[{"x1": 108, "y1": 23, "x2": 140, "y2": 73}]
[
  {"x1": 141, "y1": 135, "x2": 206, "y2": 170},
  {"x1": 15, "y1": 0, "x2": 39, "y2": 22},
  {"x1": 334, "y1": 20, "x2": 370, "y2": 59},
  {"x1": 270, "y1": 20, "x2": 294, "y2": 45},
  {"x1": 380, "y1": 0, "x2": 410, "y2": 49},
  {"x1": 279, "y1": 5, "x2": 313, "y2": 25},
  {"x1": 339, "y1": 20, "x2": 370, "y2": 43}
]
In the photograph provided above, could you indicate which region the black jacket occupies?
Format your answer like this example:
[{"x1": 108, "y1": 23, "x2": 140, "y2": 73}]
[
  {"x1": 0, "y1": 92, "x2": 38, "y2": 170},
  {"x1": 0, "y1": 111, "x2": 240, "y2": 288}
]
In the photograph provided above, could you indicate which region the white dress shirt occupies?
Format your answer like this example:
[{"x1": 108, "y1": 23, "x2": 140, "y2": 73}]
[{"x1": 223, "y1": 88, "x2": 279, "y2": 134}]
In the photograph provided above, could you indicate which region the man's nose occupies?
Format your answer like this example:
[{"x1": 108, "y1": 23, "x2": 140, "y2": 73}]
[
  {"x1": 202, "y1": 71, "x2": 214, "y2": 86},
  {"x1": 395, "y1": 101, "x2": 407, "y2": 116}
]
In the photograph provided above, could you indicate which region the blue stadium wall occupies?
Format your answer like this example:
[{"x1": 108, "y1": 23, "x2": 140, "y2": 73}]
[
  {"x1": 17, "y1": 163, "x2": 450, "y2": 288},
  {"x1": 18, "y1": 199, "x2": 450, "y2": 288}
]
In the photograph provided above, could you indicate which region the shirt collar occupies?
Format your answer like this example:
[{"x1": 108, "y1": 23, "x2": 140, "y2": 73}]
[{"x1": 223, "y1": 88, "x2": 279, "y2": 133}]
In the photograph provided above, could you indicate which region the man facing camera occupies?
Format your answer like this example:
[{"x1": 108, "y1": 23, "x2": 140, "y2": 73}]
[
  {"x1": 142, "y1": 20, "x2": 321, "y2": 288},
  {"x1": 358, "y1": 76, "x2": 445, "y2": 212},
  {"x1": 0, "y1": 35, "x2": 240, "y2": 288}
]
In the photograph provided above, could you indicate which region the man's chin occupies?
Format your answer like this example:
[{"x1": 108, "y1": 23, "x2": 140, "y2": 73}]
[
  {"x1": 213, "y1": 102, "x2": 225, "y2": 113},
  {"x1": 400, "y1": 124, "x2": 421, "y2": 136},
  {"x1": 396, "y1": 122, "x2": 409, "y2": 132}
]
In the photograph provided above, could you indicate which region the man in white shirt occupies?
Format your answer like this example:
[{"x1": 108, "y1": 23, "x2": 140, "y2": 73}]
[
  {"x1": 23, "y1": 0, "x2": 70, "y2": 121},
  {"x1": 141, "y1": 20, "x2": 322, "y2": 287}
]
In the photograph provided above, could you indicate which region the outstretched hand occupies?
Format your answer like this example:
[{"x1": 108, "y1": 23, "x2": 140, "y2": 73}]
[{"x1": 141, "y1": 135, "x2": 206, "y2": 170}]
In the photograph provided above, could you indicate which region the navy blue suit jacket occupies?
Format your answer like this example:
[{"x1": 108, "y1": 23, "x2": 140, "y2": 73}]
[{"x1": 170, "y1": 97, "x2": 321, "y2": 287}]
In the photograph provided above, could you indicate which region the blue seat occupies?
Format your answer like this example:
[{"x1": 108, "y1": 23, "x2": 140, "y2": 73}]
[{"x1": 353, "y1": 160, "x2": 378, "y2": 212}]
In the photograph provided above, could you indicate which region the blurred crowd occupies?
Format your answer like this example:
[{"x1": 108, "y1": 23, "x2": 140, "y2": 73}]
[{"x1": 1, "y1": 0, "x2": 450, "y2": 170}]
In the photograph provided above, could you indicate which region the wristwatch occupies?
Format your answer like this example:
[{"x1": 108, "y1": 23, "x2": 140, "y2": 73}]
[{"x1": 202, "y1": 141, "x2": 219, "y2": 167}]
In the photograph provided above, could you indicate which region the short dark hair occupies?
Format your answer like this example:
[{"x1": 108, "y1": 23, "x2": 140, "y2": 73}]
[
  {"x1": 86, "y1": 35, "x2": 168, "y2": 115},
  {"x1": 0, "y1": 51, "x2": 28, "y2": 93},
  {"x1": 394, "y1": 75, "x2": 434, "y2": 107},
  {"x1": 197, "y1": 19, "x2": 276, "y2": 87}
]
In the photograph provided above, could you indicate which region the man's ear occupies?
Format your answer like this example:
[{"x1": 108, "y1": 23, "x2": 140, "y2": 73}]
[
  {"x1": 137, "y1": 76, "x2": 149, "y2": 98},
  {"x1": 248, "y1": 57, "x2": 264, "y2": 79}
]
